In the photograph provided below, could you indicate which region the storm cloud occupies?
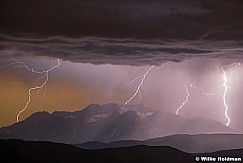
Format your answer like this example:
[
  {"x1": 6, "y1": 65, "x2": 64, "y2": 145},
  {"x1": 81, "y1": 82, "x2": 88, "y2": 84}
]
[
  {"x1": 0, "y1": 0, "x2": 243, "y2": 40},
  {"x1": 1, "y1": 34, "x2": 243, "y2": 66},
  {"x1": 1, "y1": 0, "x2": 243, "y2": 65}
]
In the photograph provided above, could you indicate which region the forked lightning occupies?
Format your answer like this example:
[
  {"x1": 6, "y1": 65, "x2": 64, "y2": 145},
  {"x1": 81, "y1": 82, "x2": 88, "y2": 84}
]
[
  {"x1": 1, "y1": 52, "x2": 60, "y2": 122},
  {"x1": 124, "y1": 65, "x2": 154, "y2": 105}
]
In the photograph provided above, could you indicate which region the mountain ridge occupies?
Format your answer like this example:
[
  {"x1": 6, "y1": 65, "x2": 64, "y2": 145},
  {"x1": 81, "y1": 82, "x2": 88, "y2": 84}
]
[
  {"x1": 0, "y1": 139, "x2": 194, "y2": 163},
  {"x1": 0, "y1": 103, "x2": 236, "y2": 144},
  {"x1": 1, "y1": 139, "x2": 243, "y2": 163},
  {"x1": 75, "y1": 133, "x2": 243, "y2": 153}
]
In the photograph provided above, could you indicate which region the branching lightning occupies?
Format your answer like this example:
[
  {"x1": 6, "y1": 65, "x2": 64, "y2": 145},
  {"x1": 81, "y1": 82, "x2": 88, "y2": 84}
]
[
  {"x1": 190, "y1": 84, "x2": 220, "y2": 96},
  {"x1": 176, "y1": 83, "x2": 219, "y2": 115},
  {"x1": 1, "y1": 51, "x2": 61, "y2": 122},
  {"x1": 1, "y1": 50, "x2": 241, "y2": 127},
  {"x1": 125, "y1": 74, "x2": 145, "y2": 86},
  {"x1": 221, "y1": 62, "x2": 240, "y2": 126},
  {"x1": 176, "y1": 62, "x2": 240, "y2": 125},
  {"x1": 124, "y1": 65, "x2": 154, "y2": 105},
  {"x1": 124, "y1": 73, "x2": 144, "y2": 104},
  {"x1": 176, "y1": 81, "x2": 190, "y2": 115}
]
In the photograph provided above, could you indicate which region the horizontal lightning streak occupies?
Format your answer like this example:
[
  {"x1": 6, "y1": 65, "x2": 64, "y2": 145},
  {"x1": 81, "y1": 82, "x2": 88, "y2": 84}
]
[{"x1": 190, "y1": 84, "x2": 220, "y2": 96}]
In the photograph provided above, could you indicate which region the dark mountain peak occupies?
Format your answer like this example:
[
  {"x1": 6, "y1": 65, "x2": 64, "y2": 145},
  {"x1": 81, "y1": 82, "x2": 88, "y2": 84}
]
[
  {"x1": 29, "y1": 111, "x2": 49, "y2": 117},
  {"x1": 78, "y1": 104, "x2": 102, "y2": 115},
  {"x1": 80, "y1": 103, "x2": 120, "y2": 117},
  {"x1": 23, "y1": 111, "x2": 50, "y2": 122},
  {"x1": 101, "y1": 103, "x2": 120, "y2": 111},
  {"x1": 120, "y1": 110, "x2": 139, "y2": 120},
  {"x1": 83, "y1": 104, "x2": 102, "y2": 111},
  {"x1": 51, "y1": 111, "x2": 71, "y2": 117},
  {"x1": 121, "y1": 104, "x2": 152, "y2": 111},
  {"x1": 44, "y1": 104, "x2": 119, "y2": 119}
]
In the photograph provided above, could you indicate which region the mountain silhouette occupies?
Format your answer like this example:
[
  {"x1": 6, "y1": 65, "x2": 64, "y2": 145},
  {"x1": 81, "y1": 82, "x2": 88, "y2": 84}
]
[
  {"x1": 0, "y1": 103, "x2": 235, "y2": 144},
  {"x1": 0, "y1": 139, "x2": 193, "y2": 163},
  {"x1": 1, "y1": 139, "x2": 243, "y2": 163}
]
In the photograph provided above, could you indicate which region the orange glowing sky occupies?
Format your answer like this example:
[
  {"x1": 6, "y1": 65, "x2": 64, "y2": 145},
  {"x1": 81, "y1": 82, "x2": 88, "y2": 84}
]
[{"x1": 0, "y1": 70, "x2": 130, "y2": 127}]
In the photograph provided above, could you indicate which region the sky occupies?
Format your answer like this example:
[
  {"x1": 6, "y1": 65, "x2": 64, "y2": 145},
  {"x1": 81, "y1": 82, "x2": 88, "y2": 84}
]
[
  {"x1": 1, "y1": 0, "x2": 243, "y2": 40},
  {"x1": 1, "y1": 0, "x2": 243, "y2": 132},
  {"x1": 1, "y1": 53, "x2": 243, "y2": 133}
]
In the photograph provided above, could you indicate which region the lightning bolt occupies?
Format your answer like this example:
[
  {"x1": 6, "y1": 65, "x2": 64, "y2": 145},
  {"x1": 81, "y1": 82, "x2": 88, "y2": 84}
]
[
  {"x1": 221, "y1": 62, "x2": 240, "y2": 126},
  {"x1": 176, "y1": 82, "x2": 220, "y2": 115},
  {"x1": 124, "y1": 65, "x2": 155, "y2": 105},
  {"x1": 16, "y1": 59, "x2": 60, "y2": 122},
  {"x1": 1, "y1": 51, "x2": 61, "y2": 122},
  {"x1": 176, "y1": 81, "x2": 189, "y2": 115},
  {"x1": 125, "y1": 74, "x2": 145, "y2": 86},
  {"x1": 124, "y1": 75, "x2": 143, "y2": 104},
  {"x1": 190, "y1": 84, "x2": 220, "y2": 96}
]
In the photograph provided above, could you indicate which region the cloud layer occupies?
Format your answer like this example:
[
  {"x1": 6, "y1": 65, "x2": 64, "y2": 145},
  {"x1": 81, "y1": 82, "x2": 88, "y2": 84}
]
[
  {"x1": 1, "y1": 0, "x2": 243, "y2": 65},
  {"x1": 1, "y1": 34, "x2": 243, "y2": 66},
  {"x1": 0, "y1": 0, "x2": 243, "y2": 40}
]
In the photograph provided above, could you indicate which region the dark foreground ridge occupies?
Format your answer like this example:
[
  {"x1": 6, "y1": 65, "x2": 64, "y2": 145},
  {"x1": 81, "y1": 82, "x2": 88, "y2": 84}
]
[
  {"x1": 2, "y1": 139, "x2": 243, "y2": 163},
  {"x1": 75, "y1": 134, "x2": 243, "y2": 153},
  {"x1": 0, "y1": 139, "x2": 194, "y2": 163}
]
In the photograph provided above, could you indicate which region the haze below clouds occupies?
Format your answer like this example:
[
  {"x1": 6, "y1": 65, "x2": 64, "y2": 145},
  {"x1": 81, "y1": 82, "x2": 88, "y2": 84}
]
[{"x1": 1, "y1": 55, "x2": 243, "y2": 133}]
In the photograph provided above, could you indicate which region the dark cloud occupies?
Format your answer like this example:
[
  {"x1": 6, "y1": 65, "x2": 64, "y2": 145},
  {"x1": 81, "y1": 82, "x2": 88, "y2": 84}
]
[
  {"x1": 0, "y1": 0, "x2": 243, "y2": 40},
  {"x1": 1, "y1": 0, "x2": 243, "y2": 65},
  {"x1": 0, "y1": 34, "x2": 243, "y2": 66}
]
